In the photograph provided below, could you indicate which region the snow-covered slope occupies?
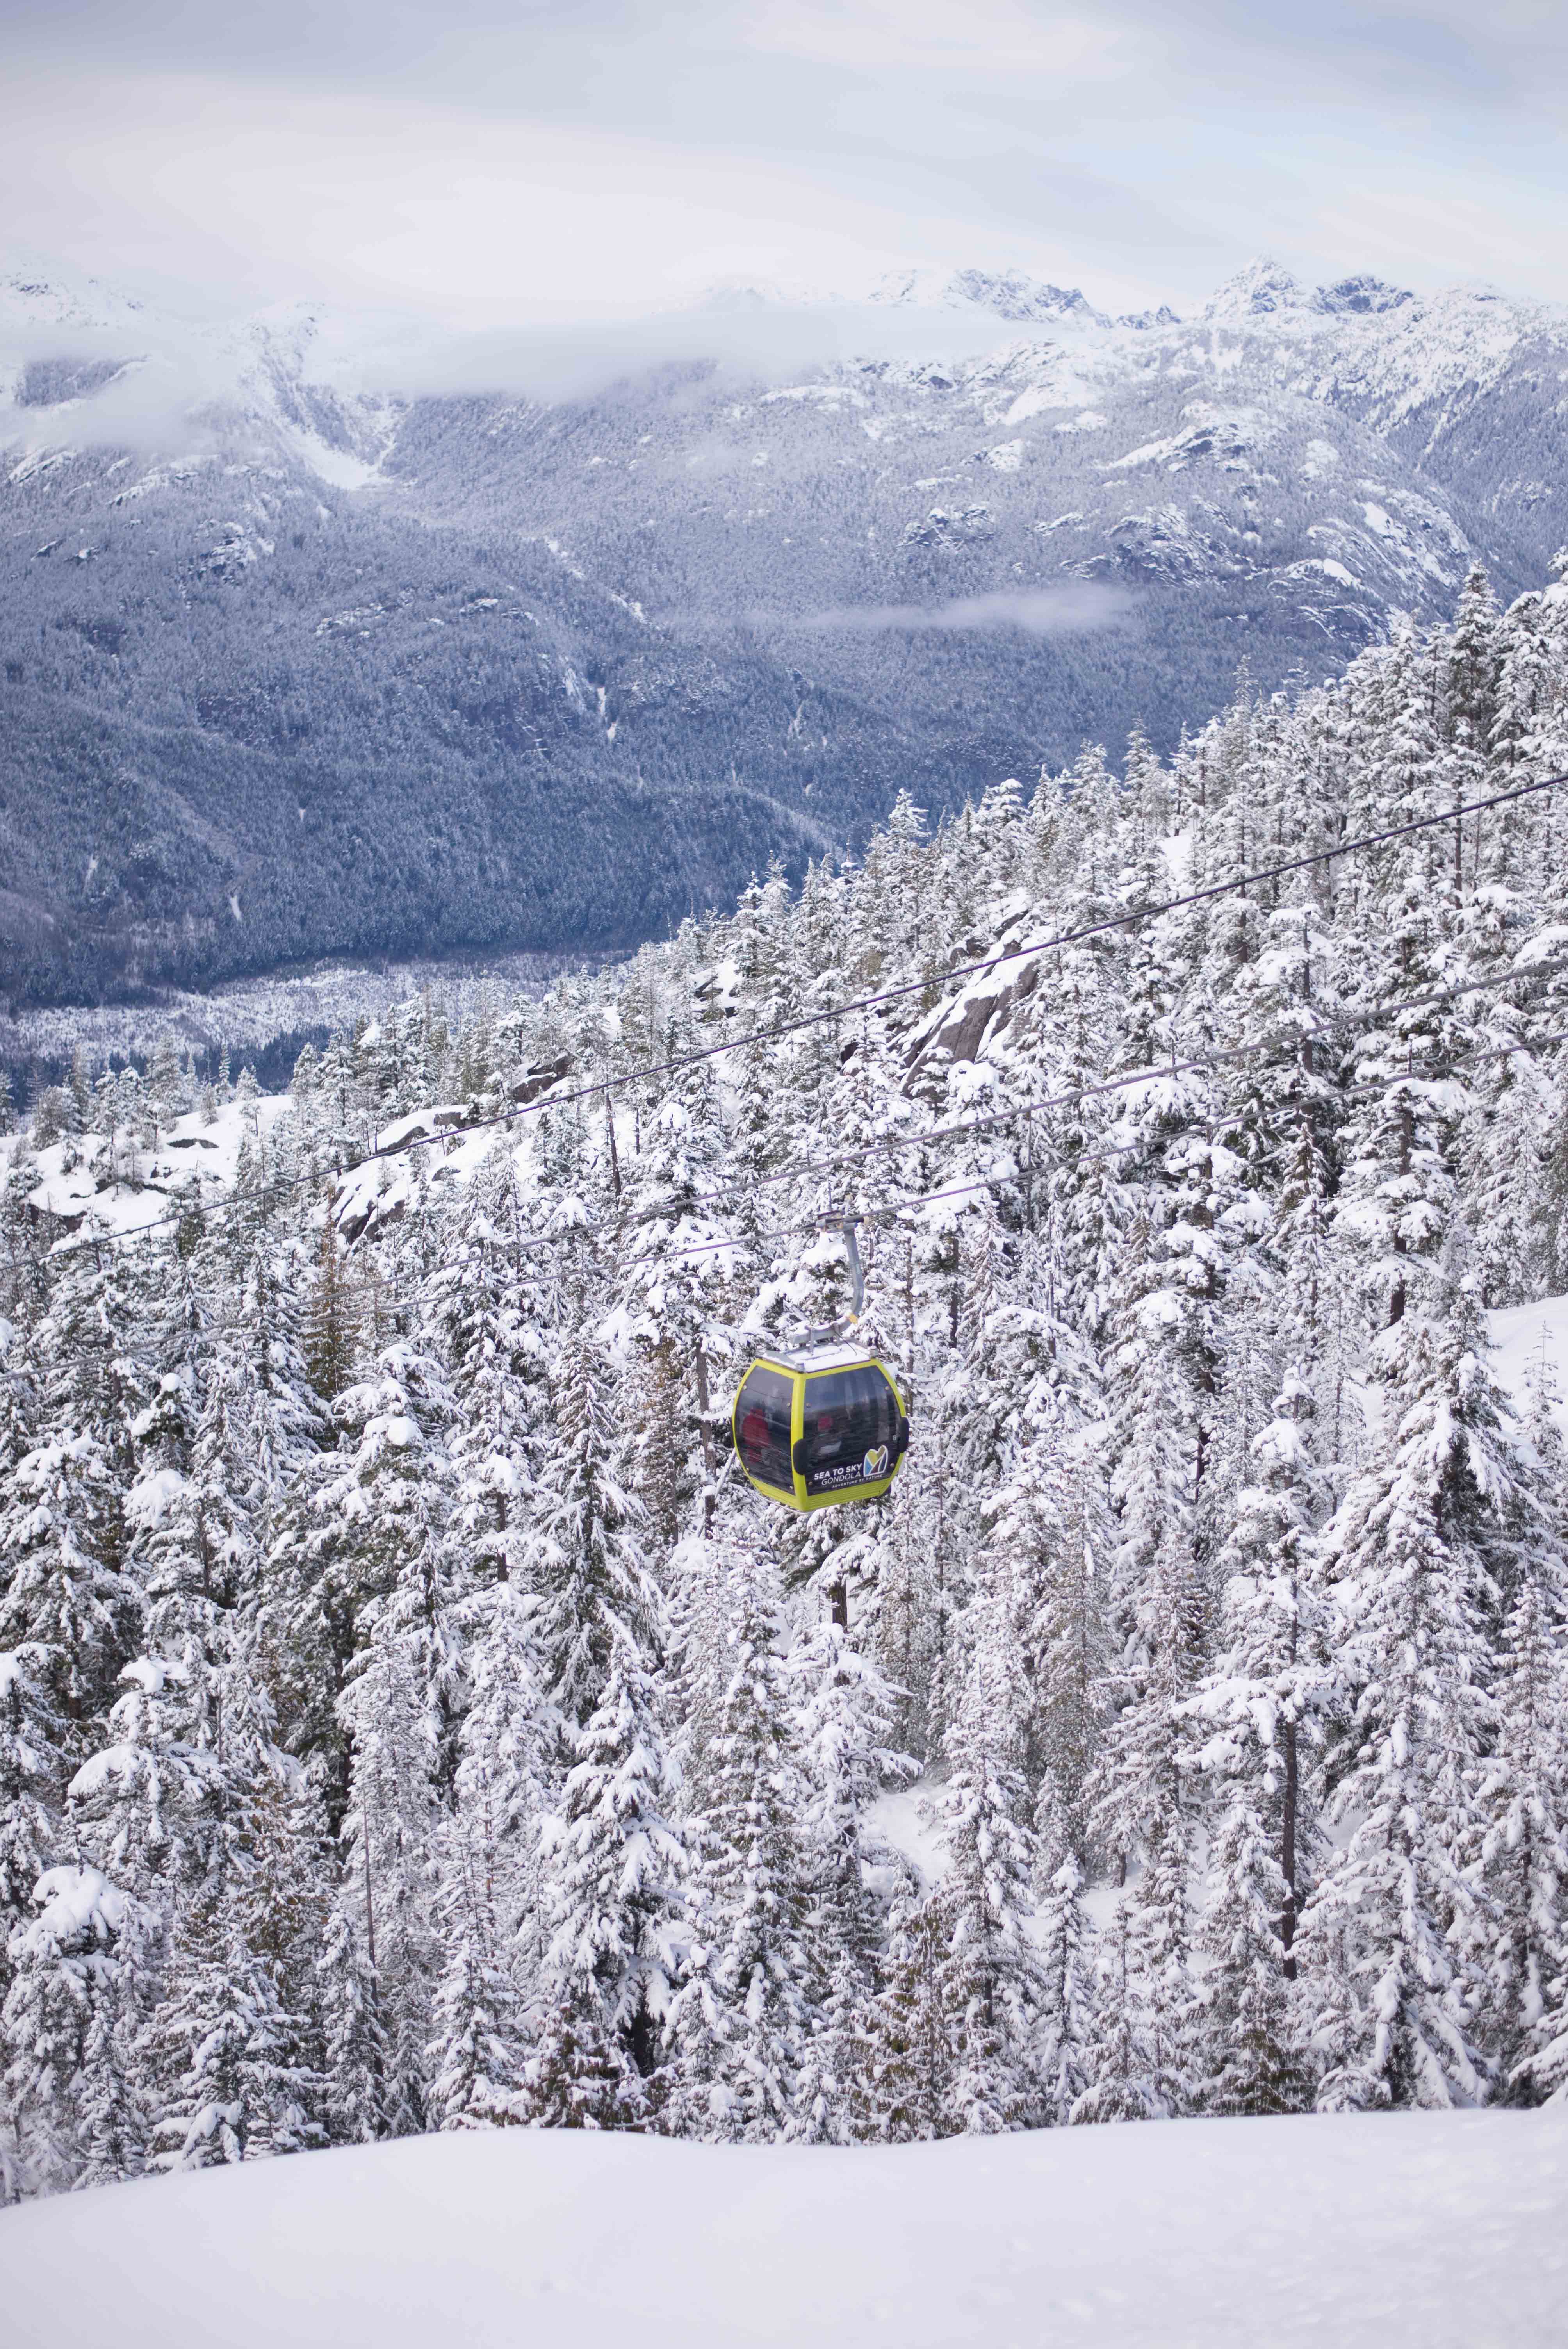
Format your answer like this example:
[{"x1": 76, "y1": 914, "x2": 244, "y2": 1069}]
[
  {"x1": 4, "y1": 2112, "x2": 1563, "y2": 2349},
  {"x1": 16, "y1": 1093, "x2": 293, "y2": 1238},
  {"x1": 3, "y1": 247, "x2": 1567, "y2": 1005},
  {"x1": 0, "y1": 261, "x2": 398, "y2": 480},
  {"x1": 1488, "y1": 1296, "x2": 1568, "y2": 1440}
]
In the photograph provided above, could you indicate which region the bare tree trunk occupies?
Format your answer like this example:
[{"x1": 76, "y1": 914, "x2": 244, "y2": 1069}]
[
  {"x1": 1280, "y1": 1723, "x2": 1299, "y2": 1980},
  {"x1": 693, "y1": 1339, "x2": 718, "y2": 1540}
]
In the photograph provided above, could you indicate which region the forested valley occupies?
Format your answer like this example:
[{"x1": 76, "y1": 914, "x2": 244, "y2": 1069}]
[
  {"x1": 3, "y1": 556, "x2": 1568, "y2": 2197},
  {"x1": 9, "y1": 254, "x2": 1568, "y2": 1007}
]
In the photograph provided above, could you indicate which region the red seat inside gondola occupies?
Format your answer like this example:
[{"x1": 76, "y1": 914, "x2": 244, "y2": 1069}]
[{"x1": 734, "y1": 1363, "x2": 793, "y2": 1489}]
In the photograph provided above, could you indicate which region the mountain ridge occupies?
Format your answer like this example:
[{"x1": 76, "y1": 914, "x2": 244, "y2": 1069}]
[{"x1": 2, "y1": 251, "x2": 1566, "y2": 1005}]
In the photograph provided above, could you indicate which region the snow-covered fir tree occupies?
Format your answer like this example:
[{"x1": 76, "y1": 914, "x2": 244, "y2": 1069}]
[
  {"x1": 518, "y1": 1624, "x2": 684, "y2": 2129},
  {"x1": 2, "y1": 554, "x2": 1568, "y2": 2192}
]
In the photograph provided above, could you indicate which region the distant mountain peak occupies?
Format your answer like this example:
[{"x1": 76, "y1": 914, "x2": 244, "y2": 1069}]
[
  {"x1": 871, "y1": 266, "x2": 1110, "y2": 327},
  {"x1": 1199, "y1": 259, "x2": 1424, "y2": 328},
  {"x1": 4, "y1": 237, "x2": 1567, "y2": 1012},
  {"x1": 689, "y1": 277, "x2": 825, "y2": 314},
  {"x1": 1200, "y1": 258, "x2": 1309, "y2": 323},
  {"x1": 0, "y1": 256, "x2": 147, "y2": 337}
]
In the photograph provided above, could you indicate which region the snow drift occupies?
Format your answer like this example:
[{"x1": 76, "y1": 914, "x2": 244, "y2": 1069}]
[{"x1": 4, "y1": 2111, "x2": 1566, "y2": 2349}]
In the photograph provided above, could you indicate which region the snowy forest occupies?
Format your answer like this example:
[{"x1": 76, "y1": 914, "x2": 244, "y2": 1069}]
[{"x1": 4, "y1": 555, "x2": 1568, "y2": 2200}]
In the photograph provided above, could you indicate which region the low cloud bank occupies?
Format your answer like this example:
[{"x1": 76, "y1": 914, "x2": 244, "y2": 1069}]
[
  {"x1": 0, "y1": 277, "x2": 1087, "y2": 450},
  {"x1": 336, "y1": 295, "x2": 1080, "y2": 405},
  {"x1": 681, "y1": 586, "x2": 1132, "y2": 637}
]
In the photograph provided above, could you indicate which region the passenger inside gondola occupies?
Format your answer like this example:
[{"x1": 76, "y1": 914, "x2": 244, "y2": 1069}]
[
  {"x1": 735, "y1": 1364, "x2": 793, "y2": 1489},
  {"x1": 808, "y1": 1369, "x2": 895, "y2": 1461}
]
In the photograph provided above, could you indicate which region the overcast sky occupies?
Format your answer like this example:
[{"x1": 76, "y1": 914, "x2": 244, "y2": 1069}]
[{"x1": 2, "y1": 0, "x2": 1564, "y2": 323}]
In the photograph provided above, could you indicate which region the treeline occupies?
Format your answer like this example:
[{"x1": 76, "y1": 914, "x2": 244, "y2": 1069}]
[{"x1": 2, "y1": 558, "x2": 1568, "y2": 2195}]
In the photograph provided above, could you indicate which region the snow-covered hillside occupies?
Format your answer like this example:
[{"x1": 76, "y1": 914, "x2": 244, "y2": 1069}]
[
  {"x1": 9, "y1": 250, "x2": 1563, "y2": 617},
  {"x1": 5, "y1": 550, "x2": 1568, "y2": 2224},
  {"x1": 16, "y1": 1093, "x2": 293, "y2": 1239},
  {"x1": 1490, "y1": 1297, "x2": 1568, "y2": 1442},
  {"x1": 3, "y1": 246, "x2": 1566, "y2": 1003},
  {"x1": 5, "y1": 2112, "x2": 1565, "y2": 2349}
]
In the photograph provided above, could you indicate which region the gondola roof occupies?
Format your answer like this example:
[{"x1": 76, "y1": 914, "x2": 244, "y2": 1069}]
[{"x1": 755, "y1": 1340, "x2": 879, "y2": 1374}]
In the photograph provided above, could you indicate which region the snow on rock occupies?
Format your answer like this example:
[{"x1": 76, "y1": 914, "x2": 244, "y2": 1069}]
[
  {"x1": 1201, "y1": 258, "x2": 1311, "y2": 324},
  {"x1": 332, "y1": 1113, "x2": 522, "y2": 1242},
  {"x1": 901, "y1": 905, "x2": 1046, "y2": 1089},
  {"x1": 12, "y1": 1093, "x2": 291, "y2": 1242},
  {"x1": 871, "y1": 266, "x2": 1110, "y2": 328},
  {"x1": 374, "y1": 1104, "x2": 484, "y2": 1152},
  {"x1": 1104, "y1": 403, "x2": 1276, "y2": 472},
  {"x1": 5, "y1": 1078, "x2": 547, "y2": 1258},
  {"x1": 3, "y1": 2113, "x2": 1565, "y2": 2349}
]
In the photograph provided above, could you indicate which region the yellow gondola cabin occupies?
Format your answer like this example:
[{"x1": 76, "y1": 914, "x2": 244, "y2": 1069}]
[{"x1": 732, "y1": 1343, "x2": 909, "y2": 1512}]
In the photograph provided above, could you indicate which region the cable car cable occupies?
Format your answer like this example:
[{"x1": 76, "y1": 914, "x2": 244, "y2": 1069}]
[
  {"x1": 569, "y1": 1016, "x2": 1568, "y2": 1274},
  {"x1": 607, "y1": 969, "x2": 1568, "y2": 1246},
  {"x1": 40, "y1": 770, "x2": 1568, "y2": 1256},
  {"x1": 338, "y1": 767, "x2": 1566, "y2": 1171},
  {"x1": 54, "y1": 979, "x2": 1568, "y2": 1265},
  {"x1": 53, "y1": 946, "x2": 1568, "y2": 1267}
]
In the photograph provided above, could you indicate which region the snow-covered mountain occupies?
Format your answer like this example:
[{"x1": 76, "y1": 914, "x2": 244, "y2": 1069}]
[{"x1": 2, "y1": 252, "x2": 1565, "y2": 1003}]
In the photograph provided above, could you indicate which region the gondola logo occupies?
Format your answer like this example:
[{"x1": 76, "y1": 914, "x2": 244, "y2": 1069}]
[{"x1": 862, "y1": 1444, "x2": 890, "y2": 1480}]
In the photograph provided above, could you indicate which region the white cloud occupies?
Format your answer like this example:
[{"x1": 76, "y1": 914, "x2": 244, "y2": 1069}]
[
  {"x1": 0, "y1": 277, "x2": 1094, "y2": 451},
  {"x1": 688, "y1": 586, "x2": 1133, "y2": 636},
  {"x1": 0, "y1": 0, "x2": 1564, "y2": 329},
  {"x1": 321, "y1": 300, "x2": 1083, "y2": 404}
]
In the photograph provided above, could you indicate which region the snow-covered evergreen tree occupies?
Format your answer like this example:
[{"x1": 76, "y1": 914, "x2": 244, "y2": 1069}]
[
  {"x1": 933, "y1": 1621, "x2": 1047, "y2": 2135},
  {"x1": 668, "y1": 1536, "x2": 817, "y2": 2140},
  {"x1": 526, "y1": 1318, "x2": 660, "y2": 1735},
  {"x1": 0, "y1": 1864, "x2": 154, "y2": 2196},
  {"x1": 1298, "y1": 1282, "x2": 1515, "y2": 2111},
  {"x1": 1186, "y1": 1372, "x2": 1328, "y2": 2112},
  {"x1": 519, "y1": 1626, "x2": 683, "y2": 2128},
  {"x1": 427, "y1": 1817, "x2": 527, "y2": 2132},
  {"x1": 1469, "y1": 1363, "x2": 1568, "y2": 2102},
  {"x1": 3, "y1": 557, "x2": 1568, "y2": 2192}
]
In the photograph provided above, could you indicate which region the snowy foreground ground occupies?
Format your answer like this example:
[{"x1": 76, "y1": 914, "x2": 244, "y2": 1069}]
[{"x1": 5, "y1": 2112, "x2": 1566, "y2": 2349}]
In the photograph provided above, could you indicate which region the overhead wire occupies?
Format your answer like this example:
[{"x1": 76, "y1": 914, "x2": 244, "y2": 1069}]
[
  {"x1": 339, "y1": 767, "x2": 1568, "y2": 1170},
  {"x1": 41, "y1": 769, "x2": 1568, "y2": 1259},
  {"x1": 339, "y1": 936, "x2": 1568, "y2": 1261},
  {"x1": 78, "y1": 995, "x2": 1568, "y2": 1277},
  {"x1": 545, "y1": 1026, "x2": 1568, "y2": 1277},
  {"x1": 655, "y1": 946, "x2": 1568, "y2": 1237}
]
